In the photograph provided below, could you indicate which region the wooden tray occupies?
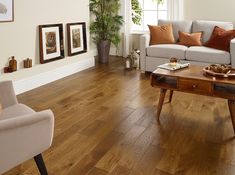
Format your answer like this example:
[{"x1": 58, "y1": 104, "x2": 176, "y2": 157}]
[{"x1": 203, "y1": 66, "x2": 235, "y2": 78}]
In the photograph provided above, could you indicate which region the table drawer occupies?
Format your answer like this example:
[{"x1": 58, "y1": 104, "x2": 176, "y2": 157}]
[{"x1": 179, "y1": 78, "x2": 212, "y2": 95}]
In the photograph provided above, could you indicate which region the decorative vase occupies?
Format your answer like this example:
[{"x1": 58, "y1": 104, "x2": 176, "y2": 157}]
[
  {"x1": 125, "y1": 55, "x2": 132, "y2": 70},
  {"x1": 23, "y1": 58, "x2": 32, "y2": 68},
  {"x1": 97, "y1": 40, "x2": 111, "y2": 64},
  {"x1": 9, "y1": 56, "x2": 17, "y2": 72},
  {"x1": 131, "y1": 49, "x2": 140, "y2": 69}
]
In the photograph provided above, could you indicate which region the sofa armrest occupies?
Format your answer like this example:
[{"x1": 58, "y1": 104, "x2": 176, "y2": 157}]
[
  {"x1": 140, "y1": 34, "x2": 150, "y2": 72},
  {"x1": 230, "y1": 38, "x2": 235, "y2": 68},
  {"x1": 0, "y1": 81, "x2": 18, "y2": 109}
]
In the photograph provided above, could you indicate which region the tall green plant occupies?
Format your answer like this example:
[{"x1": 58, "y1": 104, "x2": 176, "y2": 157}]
[{"x1": 89, "y1": 0, "x2": 124, "y2": 47}]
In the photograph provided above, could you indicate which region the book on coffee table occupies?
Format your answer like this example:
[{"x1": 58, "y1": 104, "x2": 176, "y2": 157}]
[{"x1": 158, "y1": 63, "x2": 190, "y2": 71}]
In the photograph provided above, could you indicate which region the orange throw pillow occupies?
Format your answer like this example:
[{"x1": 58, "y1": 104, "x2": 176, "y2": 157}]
[
  {"x1": 204, "y1": 26, "x2": 235, "y2": 52},
  {"x1": 148, "y1": 24, "x2": 175, "y2": 45},
  {"x1": 178, "y1": 31, "x2": 202, "y2": 47}
]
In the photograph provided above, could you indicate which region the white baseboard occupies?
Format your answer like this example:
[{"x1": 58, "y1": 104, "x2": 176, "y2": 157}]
[{"x1": 14, "y1": 57, "x2": 95, "y2": 95}]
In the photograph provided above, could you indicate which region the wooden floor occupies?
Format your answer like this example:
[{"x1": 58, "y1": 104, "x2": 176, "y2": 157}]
[{"x1": 4, "y1": 56, "x2": 235, "y2": 175}]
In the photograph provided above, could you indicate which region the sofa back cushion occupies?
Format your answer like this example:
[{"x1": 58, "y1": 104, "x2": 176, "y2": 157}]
[
  {"x1": 158, "y1": 20, "x2": 193, "y2": 41},
  {"x1": 192, "y1": 20, "x2": 233, "y2": 43}
]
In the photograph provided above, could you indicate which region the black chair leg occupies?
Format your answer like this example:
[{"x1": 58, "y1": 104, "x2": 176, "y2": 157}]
[{"x1": 34, "y1": 154, "x2": 48, "y2": 175}]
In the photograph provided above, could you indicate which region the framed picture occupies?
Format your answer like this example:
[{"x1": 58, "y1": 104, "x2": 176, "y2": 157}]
[
  {"x1": 67, "y1": 22, "x2": 87, "y2": 56},
  {"x1": 0, "y1": 0, "x2": 14, "y2": 22},
  {"x1": 39, "y1": 24, "x2": 64, "y2": 64}
]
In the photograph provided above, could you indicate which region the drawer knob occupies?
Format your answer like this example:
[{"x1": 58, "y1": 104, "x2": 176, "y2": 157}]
[{"x1": 192, "y1": 85, "x2": 197, "y2": 88}]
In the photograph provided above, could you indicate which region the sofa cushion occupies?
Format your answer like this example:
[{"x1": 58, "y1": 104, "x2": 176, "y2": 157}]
[
  {"x1": 192, "y1": 20, "x2": 233, "y2": 43},
  {"x1": 186, "y1": 46, "x2": 230, "y2": 64},
  {"x1": 158, "y1": 20, "x2": 193, "y2": 41},
  {"x1": 0, "y1": 104, "x2": 35, "y2": 120},
  {"x1": 147, "y1": 44, "x2": 188, "y2": 60}
]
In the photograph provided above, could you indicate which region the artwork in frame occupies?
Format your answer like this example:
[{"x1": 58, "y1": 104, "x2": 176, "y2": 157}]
[
  {"x1": 39, "y1": 24, "x2": 64, "y2": 64},
  {"x1": 67, "y1": 22, "x2": 87, "y2": 56},
  {"x1": 0, "y1": 0, "x2": 14, "y2": 22}
]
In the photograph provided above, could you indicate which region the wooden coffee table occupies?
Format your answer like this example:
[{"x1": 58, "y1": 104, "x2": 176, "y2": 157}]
[{"x1": 151, "y1": 65, "x2": 235, "y2": 133}]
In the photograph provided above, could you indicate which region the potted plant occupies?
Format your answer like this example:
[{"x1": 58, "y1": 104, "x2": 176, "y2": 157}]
[{"x1": 90, "y1": 0, "x2": 124, "y2": 64}]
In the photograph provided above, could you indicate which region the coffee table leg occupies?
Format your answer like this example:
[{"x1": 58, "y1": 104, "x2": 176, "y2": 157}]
[
  {"x1": 228, "y1": 100, "x2": 235, "y2": 134},
  {"x1": 169, "y1": 90, "x2": 174, "y2": 103},
  {"x1": 156, "y1": 89, "x2": 167, "y2": 121}
]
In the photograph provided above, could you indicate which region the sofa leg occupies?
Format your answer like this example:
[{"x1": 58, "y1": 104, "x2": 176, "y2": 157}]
[{"x1": 34, "y1": 154, "x2": 48, "y2": 175}]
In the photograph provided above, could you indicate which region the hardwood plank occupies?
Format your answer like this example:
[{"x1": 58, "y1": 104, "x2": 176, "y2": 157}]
[
  {"x1": 152, "y1": 169, "x2": 173, "y2": 175},
  {"x1": 110, "y1": 165, "x2": 131, "y2": 175},
  {"x1": 67, "y1": 131, "x2": 123, "y2": 175},
  {"x1": 114, "y1": 107, "x2": 150, "y2": 134},
  {"x1": 117, "y1": 124, "x2": 159, "y2": 170},
  {"x1": 86, "y1": 167, "x2": 108, "y2": 175},
  {"x1": 95, "y1": 125, "x2": 146, "y2": 172},
  {"x1": 129, "y1": 145, "x2": 164, "y2": 175}
]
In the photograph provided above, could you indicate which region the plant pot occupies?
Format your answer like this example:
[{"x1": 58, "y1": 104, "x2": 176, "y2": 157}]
[{"x1": 97, "y1": 40, "x2": 111, "y2": 64}]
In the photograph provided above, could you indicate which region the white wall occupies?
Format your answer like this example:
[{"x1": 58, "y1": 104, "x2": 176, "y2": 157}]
[
  {"x1": 0, "y1": 0, "x2": 95, "y2": 83},
  {"x1": 184, "y1": 0, "x2": 235, "y2": 23}
]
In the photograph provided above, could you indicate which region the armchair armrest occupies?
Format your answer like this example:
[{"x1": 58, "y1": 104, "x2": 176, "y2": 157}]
[
  {"x1": 230, "y1": 38, "x2": 235, "y2": 68},
  {"x1": 0, "y1": 110, "x2": 54, "y2": 173},
  {"x1": 0, "y1": 110, "x2": 54, "y2": 131},
  {"x1": 0, "y1": 81, "x2": 18, "y2": 109},
  {"x1": 140, "y1": 34, "x2": 150, "y2": 72}
]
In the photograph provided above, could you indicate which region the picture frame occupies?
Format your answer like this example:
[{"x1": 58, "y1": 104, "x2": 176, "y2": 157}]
[
  {"x1": 39, "y1": 24, "x2": 64, "y2": 64},
  {"x1": 67, "y1": 22, "x2": 87, "y2": 56},
  {"x1": 0, "y1": 0, "x2": 14, "y2": 22}
]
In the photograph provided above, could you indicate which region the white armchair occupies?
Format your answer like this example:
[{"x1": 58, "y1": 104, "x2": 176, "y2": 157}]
[{"x1": 0, "y1": 81, "x2": 54, "y2": 175}]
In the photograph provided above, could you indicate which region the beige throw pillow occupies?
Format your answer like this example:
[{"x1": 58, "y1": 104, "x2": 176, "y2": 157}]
[{"x1": 148, "y1": 24, "x2": 175, "y2": 45}]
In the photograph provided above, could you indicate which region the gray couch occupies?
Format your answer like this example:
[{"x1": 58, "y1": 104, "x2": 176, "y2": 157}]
[{"x1": 140, "y1": 20, "x2": 235, "y2": 72}]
